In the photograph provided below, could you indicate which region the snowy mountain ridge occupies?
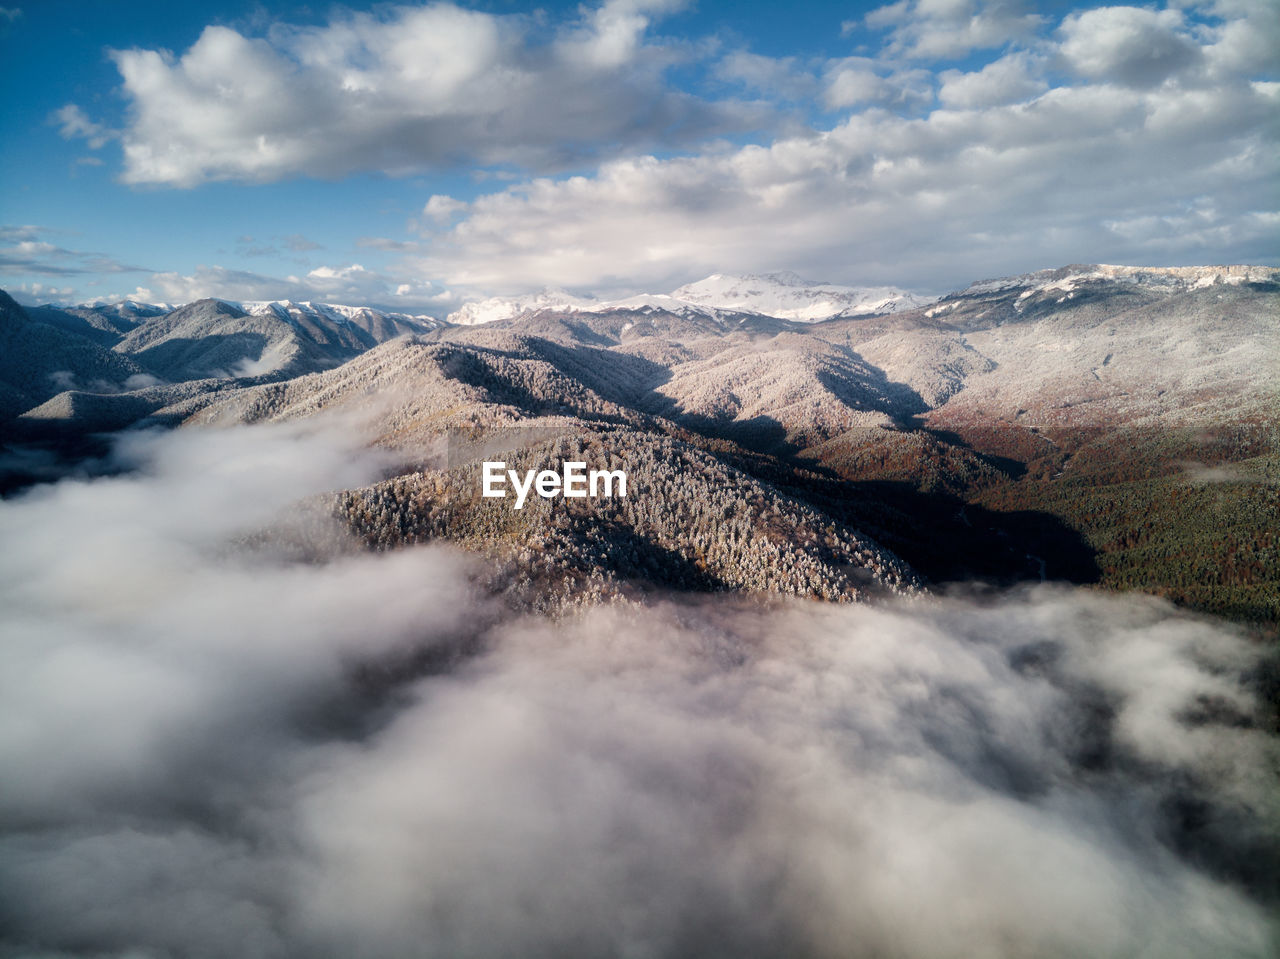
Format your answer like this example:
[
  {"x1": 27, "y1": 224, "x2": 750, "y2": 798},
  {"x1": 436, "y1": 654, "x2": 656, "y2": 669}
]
[
  {"x1": 239, "y1": 299, "x2": 439, "y2": 330},
  {"x1": 670, "y1": 273, "x2": 935, "y2": 321},
  {"x1": 447, "y1": 272, "x2": 934, "y2": 326},
  {"x1": 446, "y1": 289, "x2": 599, "y2": 326},
  {"x1": 953, "y1": 264, "x2": 1280, "y2": 299}
]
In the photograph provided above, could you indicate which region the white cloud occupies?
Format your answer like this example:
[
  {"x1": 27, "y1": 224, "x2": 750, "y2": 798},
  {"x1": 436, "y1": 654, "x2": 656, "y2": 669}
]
[
  {"x1": 938, "y1": 52, "x2": 1046, "y2": 107},
  {"x1": 51, "y1": 104, "x2": 115, "y2": 149},
  {"x1": 1199, "y1": 0, "x2": 1280, "y2": 77},
  {"x1": 8, "y1": 282, "x2": 76, "y2": 304},
  {"x1": 0, "y1": 226, "x2": 147, "y2": 277},
  {"x1": 823, "y1": 58, "x2": 935, "y2": 110},
  {"x1": 133, "y1": 262, "x2": 445, "y2": 311},
  {"x1": 72, "y1": 1, "x2": 759, "y2": 187},
  {"x1": 39, "y1": 2, "x2": 1280, "y2": 301},
  {"x1": 417, "y1": 70, "x2": 1278, "y2": 293},
  {"x1": 558, "y1": 0, "x2": 688, "y2": 70},
  {"x1": 0, "y1": 419, "x2": 1275, "y2": 956},
  {"x1": 866, "y1": 0, "x2": 1044, "y2": 59},
  {"x1": 1059, "y1": 6, "x2": 1204, "y2": 88},
  {"x1": 422, "y1": 194, "x2": 468, "y2": 222}
]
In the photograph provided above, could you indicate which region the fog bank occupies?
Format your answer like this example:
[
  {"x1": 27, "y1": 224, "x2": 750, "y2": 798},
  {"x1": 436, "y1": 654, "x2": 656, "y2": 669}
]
[{"x1": 1, "y1": 422, "x2": 1276, "y2": 958}]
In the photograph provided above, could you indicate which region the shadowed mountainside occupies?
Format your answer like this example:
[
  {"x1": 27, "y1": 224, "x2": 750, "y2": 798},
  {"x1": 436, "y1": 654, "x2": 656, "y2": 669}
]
[{"x1": 3, "y1": 265, "x2": 1276, "y2": 621}]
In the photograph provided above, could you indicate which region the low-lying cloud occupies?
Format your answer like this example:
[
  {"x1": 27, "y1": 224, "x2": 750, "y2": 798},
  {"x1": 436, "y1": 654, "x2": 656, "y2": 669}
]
[{"x1": 1, "y1": 420, "x2": 1277, "y2": 958}]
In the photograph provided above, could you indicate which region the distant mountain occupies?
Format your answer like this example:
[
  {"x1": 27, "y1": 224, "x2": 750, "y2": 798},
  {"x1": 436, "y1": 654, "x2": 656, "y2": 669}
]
[
  {"x1": 111, "y1": 297, "x2": 386, "y2": 381},
  {"x1": 671, "y1": 272, "x2": 934, "y2": 320},
  {"x1": 23, "y1": 300, "x2": 173, "y2": 346},
  {"x1": 0, "y1": 290, "x2": 152, "y2": 421},
  {"x1": 954, "y1": 263, "x2": 1279, "y2": 298},
  {"x1": 1, "y1": 294, "x2": 442, "y2": 433},
  {"x1": 162, "y1": 263, "x2": 1277, "y2": 620},
  {"x1": 918, "y1": 263, "x2": 1280, "y2": 427},
  {"x1": 240, "y1": 300, "x2": 438, "y2": 341},
  {"x1": 188, "y1": 264, "x2": 1278, "y2": 450},
  {"x1": 446, "y1": 272, "x2": 932, "y2": 325},
  {"x1": 448, "y1": 289, "x2": 598, "y2": 326},
  {"x1": 22, "y1": 297, "x2": 436, "y2": 354},
  {"x1": 4, "y1": 265, "x2": 1275, "y2": 621}
]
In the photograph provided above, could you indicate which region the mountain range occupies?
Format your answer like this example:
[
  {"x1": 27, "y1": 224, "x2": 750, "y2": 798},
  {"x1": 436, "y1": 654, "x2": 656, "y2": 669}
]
[
  {"x1": 2, "y1": 263, "x2": 1276, "y2": 622},
  {"x1": 446, "y1": 271, "x2": 934, "y2": 325}
]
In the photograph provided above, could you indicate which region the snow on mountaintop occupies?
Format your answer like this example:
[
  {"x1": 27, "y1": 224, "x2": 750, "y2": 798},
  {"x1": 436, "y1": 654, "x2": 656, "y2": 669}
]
[
  {"x1": 448, "y1": 289, "x2": 597, "y2": 326},
  {"x1": 78, "y1": 298, "x2": 174, "y2": 315},
  {"x1": 240, "y1": 300, "x2": 437, "y2": 326},
  {"x1": 446, "y1": 273, "x2": 933, "y2": 326},
  {"x1": 671, "y1": 273, "x2": 934, "y2": 321},
  {"x1": 955, "y1": 264, "x2": 1280, "y2": 298}
]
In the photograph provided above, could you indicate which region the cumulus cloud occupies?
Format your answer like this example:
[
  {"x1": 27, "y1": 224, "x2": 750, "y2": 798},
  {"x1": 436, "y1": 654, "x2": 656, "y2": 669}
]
[
  {"x1": 823, "y1": 58, "x2": 935, "y2": 110},
  {"x1": 1058, "y1": 6, "x2": 1204, "y2": 88},
  {"x1": 1200, "y1": 0, "x2": 1280, "y2": 77},
  {"x1": 865, "y1": 0, "x2": 1044, "y2": 60},
  {"x1": 417, "y1": 67, "x2": 1279, "y2": 293},
  {"x1": 133, "y1": 263, "x2": 447, "y2": 311},
  {"x1": 0, "y1": 418, "x2": 1276, "y2": 957},
  {"x1": 938, "y1": 51, "x2": 1047, "y2": 107},
  {"x1": 71, "y1": 1, "x2": 761, "y2": 187},
  {"x1": 6, "y1": 281, "x2": 76, "y2": 304},
  {"x1": 422, "y1": 193, "x2": 469, "y2": 223},
  {"x1": 557, "y1": 0, "x2": 688, "y2": 70}
]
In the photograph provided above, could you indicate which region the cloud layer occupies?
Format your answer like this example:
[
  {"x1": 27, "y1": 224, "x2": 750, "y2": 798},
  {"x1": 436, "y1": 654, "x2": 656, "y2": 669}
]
[
  {"x1": 44, "y1": 1, "x2": 1280, "y2": 301},
  {"x1": 2, "y1": 419, "x2": 1277, "y2": 958},
  {"x1": 0, "y1": 225, "x2": 146, "y2": 278},
  {"x1": 417, "y1": 0, "x2": 1279, "y2": 293},
  {"x1": 129, "y1": 261, "x2": 452, "y2": 312},
  {"x1": 87, "y1": 0, "x2": 756, "y2": 187}
]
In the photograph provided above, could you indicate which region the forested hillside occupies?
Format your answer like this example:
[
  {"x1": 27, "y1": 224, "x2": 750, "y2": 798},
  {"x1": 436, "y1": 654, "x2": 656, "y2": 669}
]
[{"x1": 3, "y1": 265, "x2": 1276, "y2": 626}]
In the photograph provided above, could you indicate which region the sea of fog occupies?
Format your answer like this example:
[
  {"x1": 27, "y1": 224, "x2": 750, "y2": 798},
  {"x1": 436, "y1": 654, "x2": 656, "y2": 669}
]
[{"x1": 1, "y1": 421, "x2": 1276, "y2": 958}]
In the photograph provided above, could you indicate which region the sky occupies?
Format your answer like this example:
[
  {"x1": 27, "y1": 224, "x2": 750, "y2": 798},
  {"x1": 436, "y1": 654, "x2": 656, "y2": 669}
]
[{"x1": 0, "y1": 0, "x2": 1276, "y2": 313}]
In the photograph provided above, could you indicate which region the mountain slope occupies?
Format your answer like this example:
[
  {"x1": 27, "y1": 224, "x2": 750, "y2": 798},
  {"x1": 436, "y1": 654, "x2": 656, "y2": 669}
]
[
  {"x1": 923, "y1": 268, "x2": 1280, "y2": 428},
  {"x1": 240, "y1": 300, "x2": 438, "y2": 342},
  {"x1": 168, "y1": 263, "x2": 1277, "y2": 622},
  {"x1": 331, "y1": 426, "x2": 923, "y2": 606},
  {"x1": 112, "y1": 298, "x2": 372, "y2": 380},
  {"x1": 7, "y1": 265, "x2": 1274, "y2": 622},
  {"x1": 0, "y1": 290, "x2": 152, "y2": 420}
]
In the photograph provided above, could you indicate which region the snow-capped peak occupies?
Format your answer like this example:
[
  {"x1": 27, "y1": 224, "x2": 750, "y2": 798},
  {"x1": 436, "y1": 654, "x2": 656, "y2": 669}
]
[
  {"x1": 239, "y1": 299, "x2": 438, "y2": 327},
  {"x1": 447, "y1": 289, "x2": 597, "y2": 326},
  {"x1": 672, "y1": 272, "x2": 933, "y2": 321},
  {"x1": 445, "y1": 273, "x2": 935, "y2": 326},
  {"x1": 956, "y1": 264, "x2": 1280, "y2": 298}
]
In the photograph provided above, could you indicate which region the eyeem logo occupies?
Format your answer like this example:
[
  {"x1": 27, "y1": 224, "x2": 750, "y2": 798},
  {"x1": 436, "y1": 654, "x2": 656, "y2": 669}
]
[{"x1": 482, "y1": 461, "x2": 627, "y2": 509}]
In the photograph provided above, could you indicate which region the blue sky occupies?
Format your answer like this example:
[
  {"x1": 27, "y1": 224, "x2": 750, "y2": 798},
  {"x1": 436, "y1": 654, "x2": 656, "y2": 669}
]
[{"x1": 1, "y1": 0, "x2": 1276, "y2": 313}]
